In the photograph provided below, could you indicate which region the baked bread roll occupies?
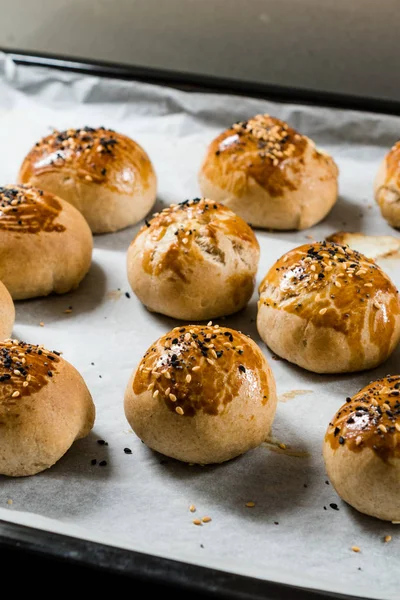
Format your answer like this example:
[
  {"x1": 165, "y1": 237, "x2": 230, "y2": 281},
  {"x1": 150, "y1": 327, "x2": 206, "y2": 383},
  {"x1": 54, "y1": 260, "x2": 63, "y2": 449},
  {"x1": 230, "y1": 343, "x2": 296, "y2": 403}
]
[
  {"x1": 257, "y1": 241, "x2": 400, "y2": 374},
  {"x1": 374, "y1": 141, "x2": 400, "y2": 228},
  {"x1": 18, "y1": 126, "x2": 157, "y2": 234},
  {"x1": 124, "y1": 323, "x2": 277, "y2": 464},
  {"x1": 0, "y1": 282, "x2": 15, "y2": 340},
  {"x1": 323, "y1": 376, "x2": 400, "y2": 521},
  {"x1": 0, "y1": 339, "x2": 95, "y2": 476},
  {"x1": 0, "y1": 184, "x2": 93, "y2": 300},
  {"x1": 198, "y1": 114, "x2": 338, "y2": 230},
  {"x1": 127, "y1": 198, "x2": 260, "y2": 320}
]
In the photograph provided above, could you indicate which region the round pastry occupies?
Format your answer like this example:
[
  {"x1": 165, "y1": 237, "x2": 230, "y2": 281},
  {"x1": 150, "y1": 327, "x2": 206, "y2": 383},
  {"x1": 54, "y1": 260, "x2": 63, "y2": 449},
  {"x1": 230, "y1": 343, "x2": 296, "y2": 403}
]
[
  {"x1": 323, "y1": 376, "x2": 400, "y2": 521},
  {"x1": 374, "y1": 141, "x2": 400, "y2": 228},
  {"x1": 198, "y1": 113, "x2": 338, "y2": 230},
  {"x1": 257, "y1": 241, "x2": 400, "y2": 374},
  {"x1": 124, "y1": 323, "x2": 277, "y2": 464},
  {"x1": 127, "y1": 197, "x2": 260, "y2": 320},
  {"x1": 18, "y1": 126, "x2": 157, "y2": 234},
  {"x1": 0, "y1": 339, "x2": 95, "y2": 477},
  {"x1": 0, "y1": 184, "x2": 93, "y2": 300},
  {"x1": 0, "y1": 282, "x2": 15, "y2": 340}
]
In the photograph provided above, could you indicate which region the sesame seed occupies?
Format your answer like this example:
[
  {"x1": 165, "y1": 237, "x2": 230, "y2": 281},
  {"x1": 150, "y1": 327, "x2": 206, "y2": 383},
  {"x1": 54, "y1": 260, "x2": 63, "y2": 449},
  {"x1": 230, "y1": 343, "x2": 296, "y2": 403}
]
[
  {"x1": 351, "y1": 546, "x2": 360, "y2": 553},
  {"x1": 176, "y1": 406, "x2": 184, "y2": 415},
  {"x1": 192, "y1": 366, "x2": 200, "y2": 372},
  {"x1": 371, "y1": 398, "x2": 378, "y2": 406},
  {"x1": 189, "y1": 504, "x2": 196, "y2": 512},
  {"x1": 335, "y1": 281, "x2": 342, "y2": 288},
  {"x1": 378, "y1": 424, "x2": 388, "y2": 434},
  {"x1": 395, "y1": 423, "x2": 400, "y2": 432},
  {"x1": 384, "y1": 535, "x2": 392, "y2": 543},
  {"x1": 207, "y1": 321, "x2": 212, "y2": 326},
  {"x1": 315, "y1": 294, "x2": 321, "y2": 302},
  {"x1": 147, "y1": 382, "x2": 154, "y2": 391},
  {"x1": 319, "y1": 308, "x2": 328, "y2": 315},
  {"x1": 373, "y1": 301, "x2": 381, "y2": 310},
  {"x1": 13, "y1": 369, "x2": 21, "y2": 375},
  {"x1": 186, "y1": 374, "x2": 192, "y2": 383},
  {"x1": 152, "y1": 390, "x2": 159, "y2": 398},
  {"x1": 245, "y1": 502, "x2": 256, "y2": 508},
  {"x1": 169, "y1": 393, "x2": 177, "y2": 402},
  {"x1": 364, "y1": 283, "x2": 373, "y2": 287},
  {"x1": 22, "y1": 381, "x2": 29, "y2": 387},
  {"x1": 355, "y1": 436, "x2": 362, "y2": 446},
  {"x1": 184, "y1": 333, "x2": 191, "y2": 341},
  {"x1": 85, "y1": 175, "x2": 93, "y2": 181},
  {"x1": 193, "y1": 519, "x2": 202, "y2": 526},
  {"x1": 182, "y1": 238, "x2": 188, "y2": 244},
  {"x1": 39, "y1": 322, "x2": 45, "y2": 327},
  {"x1": 202, "y1": 516, "x2": 212, "y2": 523},
  {"x1": 165, "y1": 387, "x2": 171, "y2": 396},
  {"x1": 165, "y1": 371, "x2": 171, "y2": 379},
  {"x1": 206, "y1": 358, "x2": 214, "y2": 365},
  {"x1": 11, "y1": 391, "x2": 20, "y2": 398}
]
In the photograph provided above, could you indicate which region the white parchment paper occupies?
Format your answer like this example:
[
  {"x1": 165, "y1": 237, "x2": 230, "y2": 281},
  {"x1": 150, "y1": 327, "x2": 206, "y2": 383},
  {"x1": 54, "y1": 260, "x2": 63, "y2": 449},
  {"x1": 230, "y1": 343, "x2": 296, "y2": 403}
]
[{"x1": 0, "y1": 53, "x2": 399, "y2": 600}]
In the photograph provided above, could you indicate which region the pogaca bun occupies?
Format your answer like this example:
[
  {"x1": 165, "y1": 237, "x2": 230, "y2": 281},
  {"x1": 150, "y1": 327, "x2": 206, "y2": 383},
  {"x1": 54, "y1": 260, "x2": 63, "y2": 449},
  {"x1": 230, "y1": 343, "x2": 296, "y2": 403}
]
[
  {"x1": 198, "y1": 114, "x2": 338, "y2": 230},
  {"x1": 374, "y1": 141, "x2": 400, "y2": 228},
  {"x1": 124, "y1": 324, "x2": 277, "y2": 464},
  {"x1": 323, "y1": 376, "x2": 400, "y2": 521},
  {"x1": 0, "y1": 282, "x2": 15, "y2": 340},
  {"x1": 0, "y1": 339, "x2": 95, "y2": 476},
  {"x1": 0, "y1": 185, "x2": 92, "y2": 300},
  {"x1": 257, "y1": 241, "x2": 400, "y2": 374},
  {"x1": 127, "y1": 198, "x2": 260, "y2": 320},
  {"x1": 18, "y1": 126, "x2": 157, "y2": 234}
]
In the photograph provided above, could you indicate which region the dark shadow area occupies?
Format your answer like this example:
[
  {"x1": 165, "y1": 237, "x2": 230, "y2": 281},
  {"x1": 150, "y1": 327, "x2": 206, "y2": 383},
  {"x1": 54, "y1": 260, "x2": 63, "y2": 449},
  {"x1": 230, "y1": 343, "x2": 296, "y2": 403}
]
[{"x1": 13, "y1": 260, "x2": 107, "y2": 326}]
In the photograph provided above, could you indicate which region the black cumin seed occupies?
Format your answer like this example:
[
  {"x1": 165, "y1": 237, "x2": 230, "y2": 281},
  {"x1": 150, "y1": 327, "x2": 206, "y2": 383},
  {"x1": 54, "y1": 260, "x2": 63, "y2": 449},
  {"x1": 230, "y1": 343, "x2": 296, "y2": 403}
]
[
  {"x1": 124, "y1": 447, "x2": 132, "y2": 454},
  {"x1": 99, "y1": 460, "x2": 107, "y2": 466},
  {"x1": 329, "y1": 503, "x2": 339, "y2": 510},
  {"x1": 239, "y1": 365, "x2": 246, "y2": 373}
]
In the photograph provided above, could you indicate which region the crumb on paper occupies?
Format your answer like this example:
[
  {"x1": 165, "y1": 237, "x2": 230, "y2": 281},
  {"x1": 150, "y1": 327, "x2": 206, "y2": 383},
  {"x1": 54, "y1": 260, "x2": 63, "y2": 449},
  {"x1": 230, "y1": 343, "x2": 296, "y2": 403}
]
[
  {"x1": 279, "y1": 389, "x2": 313, "y2": 403},
  {"x1": 106, "y1": 289, "x2": 123, "y2": 301},
  {"x1": 263, "y1": 434, "x2": 310, "y2": 458},
  {"x1": 384, "y1": 535, "x2": 392, "y2": 543}
]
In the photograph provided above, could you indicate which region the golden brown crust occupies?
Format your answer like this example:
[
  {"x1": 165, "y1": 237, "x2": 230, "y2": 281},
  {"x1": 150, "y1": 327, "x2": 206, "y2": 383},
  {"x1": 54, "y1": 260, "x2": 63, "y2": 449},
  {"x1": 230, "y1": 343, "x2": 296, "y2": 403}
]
[
  {"x1": 18, "y1": 126, "x2": 157, "y2": 234},
  {"x1": 374, "y1": 142, "x2": 400, "y2": 228},
  {"x1": 0, "y1": 184, "x2": 93, "y2": 300},
  {"x1": 0, "y1": 184, "x2": 65, "y2": 233},
  {"x1": 0, "y1": 340, "x2": 61, "y2": 407},
  {"x1": 198, "y1": 114, "x2": 338, "y2": 230},
  {"x1": 325, "y1": 376, "x2": 400, "y2": 461},
  {"x1": 132, "y1": 324, "x2": 271, "y2": 417},
  {"x1": 0, "y1": 282, "x2": 15, "y2": 340},
  {"x1": 18, "y1": 126, "x2": 153, "y2": 194},
  {"x1": 257, "y1": 241, "x2": 400, "y2": 372},
  {"x1": 127, "y1": 198, "x2": 260, "y2": 320},
  {"x1": 124, "y1": 324, "x2": 277, "y2": 464},
  {"x1": 202, "y1": 115, "x2": 309, "y2": 197},
  {"x1": 0, "y1": 339, "x2": 95, "y2": 476}
]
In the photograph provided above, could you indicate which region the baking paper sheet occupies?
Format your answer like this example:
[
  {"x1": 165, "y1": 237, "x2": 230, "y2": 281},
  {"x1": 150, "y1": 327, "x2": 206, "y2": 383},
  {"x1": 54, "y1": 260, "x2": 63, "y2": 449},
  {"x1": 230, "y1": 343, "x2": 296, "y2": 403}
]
[{"x1": 0, "y1": 53, "x2": 399, "y2": 599}]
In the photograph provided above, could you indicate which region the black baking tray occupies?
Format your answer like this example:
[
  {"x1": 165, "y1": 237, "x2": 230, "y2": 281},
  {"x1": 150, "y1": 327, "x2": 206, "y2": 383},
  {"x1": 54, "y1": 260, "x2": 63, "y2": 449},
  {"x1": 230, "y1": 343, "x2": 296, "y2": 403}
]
[{"x1": 0, "y1": 48, "x2": 383, "y2": 599}]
